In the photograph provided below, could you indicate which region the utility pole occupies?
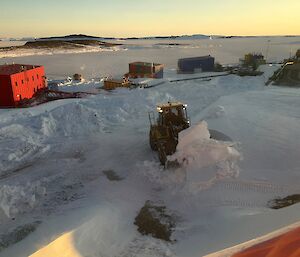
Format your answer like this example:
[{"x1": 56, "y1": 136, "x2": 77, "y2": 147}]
[{"x1": 265, "y1": 39, "x2": 271, "y2": 62}]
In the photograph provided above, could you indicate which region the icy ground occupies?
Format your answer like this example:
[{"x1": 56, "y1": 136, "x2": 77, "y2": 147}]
[
  {"x1": 1, "y1": 65, "x2": 300, "y2": 257},
  {"x1": 1, "y1": 36, "x2": 300, "y2": 79},
  {"x1": 0, "y1": 45, "x2": 125, "y2": 59}
]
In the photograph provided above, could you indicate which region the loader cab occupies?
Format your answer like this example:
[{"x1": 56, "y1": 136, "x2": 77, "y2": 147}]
[{"x1": 156, "y1": 102, "x2": 189, "y2": 127}]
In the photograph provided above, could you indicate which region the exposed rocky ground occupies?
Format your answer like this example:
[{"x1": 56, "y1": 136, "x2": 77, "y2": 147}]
[
  {"x1": 268, "y1": 195, "x2": 300, "y2": 209},
  {"x1": 134, "y1": 201, "x2": 178, "y2": 242},
  {"x1": 0, "y1": 40, "x2": 121, "y2": 51}
]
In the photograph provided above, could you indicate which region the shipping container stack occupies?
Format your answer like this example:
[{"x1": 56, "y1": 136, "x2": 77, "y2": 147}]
[
  {"x1": 177, "y1": 56, "x2": 215, "y2": 73},
  {"x1": 127, "y1": 62, "x2": 164, "y2": 79}
]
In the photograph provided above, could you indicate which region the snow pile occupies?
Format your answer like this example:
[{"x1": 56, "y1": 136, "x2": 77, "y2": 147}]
[
  {"x1": 169, "y1": 121, "x2": 240, "y2": 180},
  {"x1": 0, "y1": 182, "x2": 46, "y2": 218}
]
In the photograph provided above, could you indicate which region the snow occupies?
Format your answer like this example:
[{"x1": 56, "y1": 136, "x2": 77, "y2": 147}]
[
  {"x1": 0, "y1": 182, "x2": 46, "y2": 218},
  {"x1": 0, "y1": 37, "x2": 300, "y2": 257},
  {"x1": 171, "y1": 121, "x2": 240, "y2": 171},
  {"x1": 200, "y1": 87, "x2": 300, "y2": 184},
  {"x1": 0, "y1": 41, "x2": 27, "y2": 48},
  {"x1": 56, "y1": 79, "x2": 102, "y2": 93},
  {"x1": 0, "y1": 45, "x2": 125, "y2": 58},
  {"x1": 30, "y1": 203, "x2": 137, "y2": 257}
]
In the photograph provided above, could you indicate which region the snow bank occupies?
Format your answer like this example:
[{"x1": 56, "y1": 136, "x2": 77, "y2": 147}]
[
  {"x1": 39, "y1": 102, "x2": 105, "y2": 137},
  {"x1": 0, "y1": 182, "x2": 46, "y2": 218},
  {"x1": 0, "y1": 91, "x2": 143, "y2": 174}
]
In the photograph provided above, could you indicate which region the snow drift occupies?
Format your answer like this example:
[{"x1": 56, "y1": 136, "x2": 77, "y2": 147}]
[{"x1": 29, "y1": 204, "x2": 136, "y2": 257}]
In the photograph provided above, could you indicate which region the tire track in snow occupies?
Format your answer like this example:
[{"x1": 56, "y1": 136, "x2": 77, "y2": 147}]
[
  {"x1": 195, "y1": 179, "x2": 300, "y2": 208},
  {"x1": 214, "y1": 179, "x2": 291, "y2": 194}
]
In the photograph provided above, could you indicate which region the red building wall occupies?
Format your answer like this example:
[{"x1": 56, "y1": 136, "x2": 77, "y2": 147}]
[
  {"x1": 10, "y1": 66, "x2": 46, "y2": 103},
  {"x1": 0, "y1": 65, "x2": 46, "y2": 107},
  {"x1": 0, "y1": 75, "x2": 14, "y2": 107}
]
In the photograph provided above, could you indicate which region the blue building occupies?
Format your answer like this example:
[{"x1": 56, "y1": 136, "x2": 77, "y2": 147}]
[{"x1": 178, "y1": 55, "x2": 215, "y2": 73}]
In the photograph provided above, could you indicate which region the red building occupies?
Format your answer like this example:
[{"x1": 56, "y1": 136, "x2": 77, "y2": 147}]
[{"x1": 0, "y1": 64, "x2": 46, "y2": 107}]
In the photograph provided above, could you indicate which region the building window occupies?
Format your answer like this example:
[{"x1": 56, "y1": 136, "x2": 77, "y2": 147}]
[
  {"x1": 22, "y1": 80, "x2": 24, "y2": 84},
  {"x1": 32, "y1": 76, "x2": 34, "y2": 81},
  {"x1": 15, "y1": 81, "x2": 18, "y2": 87},
  {"x1": 37, "y1": 74, "x2": 39, "y2": 79}
]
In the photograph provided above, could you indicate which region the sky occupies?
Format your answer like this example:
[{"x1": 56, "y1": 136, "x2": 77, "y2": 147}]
[{"x1": 0, "y1": 0, "x2": 299, "y2": 38}]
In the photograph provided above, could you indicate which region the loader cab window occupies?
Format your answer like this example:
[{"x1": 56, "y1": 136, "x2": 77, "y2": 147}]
[
  {"x1": 170, "y1": 107, "x2": 179, "y2": 116},
  {"x1": 164, "y1": 108, "x2": 178, "y2": 124}
]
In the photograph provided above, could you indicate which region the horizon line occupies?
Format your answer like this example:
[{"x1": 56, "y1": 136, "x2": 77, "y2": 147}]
[{"x1": 2, "y1": 33, "x2": 300, "y2": 40}]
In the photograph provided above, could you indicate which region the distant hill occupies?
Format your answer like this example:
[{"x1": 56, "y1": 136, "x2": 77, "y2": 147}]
[
  {"x1": 38, "y1": 34, "x2": 210, "y2": 41},
  {"x1": 39, "y1": 34, "x2": 104, "y2": 41}
]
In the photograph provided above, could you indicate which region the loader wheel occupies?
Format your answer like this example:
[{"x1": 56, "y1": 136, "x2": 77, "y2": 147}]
[{"x1": 149, "y1": 131, "x2": 158, "y2": 151}]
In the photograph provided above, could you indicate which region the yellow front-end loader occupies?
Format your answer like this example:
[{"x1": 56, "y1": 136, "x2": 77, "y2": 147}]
[{"x1": 149, "y1": 102, "x2": 190, "y2": 166}]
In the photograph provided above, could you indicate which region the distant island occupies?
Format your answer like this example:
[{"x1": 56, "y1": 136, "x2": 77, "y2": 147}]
[
  {"x1": 0, "y1": 36, "x2": 123, "y2": 58},
  {"x1": 0, "y1": 38, "x2": 121, "y2": 51},
  {"x1": 39, "y1": 34, "x2": 110, "y2": 40},
  {"x1": 38, "y1": 33, "x2": 209, "y2": 41},
  {"x1": 22, "y1": 40, "x2": 121, "y2": 48}
]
